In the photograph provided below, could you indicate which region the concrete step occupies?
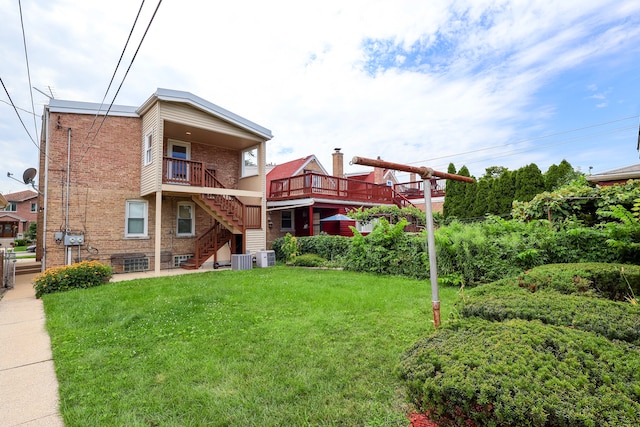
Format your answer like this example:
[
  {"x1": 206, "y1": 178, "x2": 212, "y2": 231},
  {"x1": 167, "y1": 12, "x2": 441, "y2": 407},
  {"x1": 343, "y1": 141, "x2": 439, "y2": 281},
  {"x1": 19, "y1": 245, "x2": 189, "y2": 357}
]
[{"x1": 15, "y1": 261, "x2": 42, "y2": 275}]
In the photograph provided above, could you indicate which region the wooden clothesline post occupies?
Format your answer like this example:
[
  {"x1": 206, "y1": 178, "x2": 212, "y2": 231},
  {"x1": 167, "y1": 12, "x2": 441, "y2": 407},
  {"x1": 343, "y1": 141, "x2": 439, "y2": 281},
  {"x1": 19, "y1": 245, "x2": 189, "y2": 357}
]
[{"x1": 351, "y1": 156, "x2": 474, "y2": 328}]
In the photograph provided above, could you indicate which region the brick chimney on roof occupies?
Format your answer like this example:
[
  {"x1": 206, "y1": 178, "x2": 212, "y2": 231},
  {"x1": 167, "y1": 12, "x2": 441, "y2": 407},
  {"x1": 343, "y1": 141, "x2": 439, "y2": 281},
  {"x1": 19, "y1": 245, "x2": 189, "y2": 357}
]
[
  {"x1": 332, "y1": 148, "x2": 344, "y2": 177},
  {"x1": 374, "y1": 156, "x2": 384, "y2": 184}
]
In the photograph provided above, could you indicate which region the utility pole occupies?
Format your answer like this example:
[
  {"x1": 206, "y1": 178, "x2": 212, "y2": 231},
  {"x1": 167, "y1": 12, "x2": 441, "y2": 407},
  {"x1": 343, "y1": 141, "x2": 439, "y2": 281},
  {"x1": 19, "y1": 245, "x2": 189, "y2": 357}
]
[{"x1": 352, "y1": 156, "x2": 474, "y2": 328}]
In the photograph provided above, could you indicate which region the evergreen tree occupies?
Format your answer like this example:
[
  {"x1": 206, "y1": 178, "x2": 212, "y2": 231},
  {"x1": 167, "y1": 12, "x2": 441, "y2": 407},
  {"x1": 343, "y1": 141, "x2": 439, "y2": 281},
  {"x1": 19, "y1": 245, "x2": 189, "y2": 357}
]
[
  {"x1": 515, "y1": 163, "x2": 545, "y2": 202},
  {"x1": 494, "y1": 170, "x2": 516, "y2": 214},
  {"x1": 443, "y1": 163, "x2": 459, "y2": 218},
  {"x1": 457, "y1": 166, "x2": 475, "y2": 217},
  {"x1": 472, "y1": 178, "x2": 491, "y2": 217},
  {"x1": 545, "y1": 159, "x2": 578, "y2": 190}
]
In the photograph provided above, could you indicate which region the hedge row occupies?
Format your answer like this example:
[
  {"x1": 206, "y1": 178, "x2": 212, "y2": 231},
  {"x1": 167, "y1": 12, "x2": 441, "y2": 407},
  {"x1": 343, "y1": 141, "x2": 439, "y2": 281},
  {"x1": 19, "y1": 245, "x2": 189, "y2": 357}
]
[
  {"x1": 398, "y1": 318, "x2": 640, "y2": 427},
  {"x1": 518, "y1": 263, "x2": 640, "y2": 301},
  {"x1": 460, "y1": 282, "x2": 640, "y2": 345},
  {"x1": 271, "y1": 234, "x2": 351, "y2": 262}
]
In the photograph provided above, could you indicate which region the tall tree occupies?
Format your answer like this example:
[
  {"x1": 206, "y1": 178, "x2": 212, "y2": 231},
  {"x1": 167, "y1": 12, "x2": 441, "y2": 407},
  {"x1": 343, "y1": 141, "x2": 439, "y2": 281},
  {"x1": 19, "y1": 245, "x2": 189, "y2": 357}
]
[
  {"x1": 494, "y1": 170, "x2": 516, "y2": 214},
  {"x1": 457, "y1": 166, "x2": 475, "y2": 217},
  {"x1": 443, "y1": 163, "x2": 460, "y2": 218},
  {"x1": 515, "y1": 163, "x2": 545, "y2": 202},
  {"x1": 545, "y1": 159, "x2": 578, "y2": 191},
  {"x1": 472, "y1": 178, "x2": 492, "y2": 217}
]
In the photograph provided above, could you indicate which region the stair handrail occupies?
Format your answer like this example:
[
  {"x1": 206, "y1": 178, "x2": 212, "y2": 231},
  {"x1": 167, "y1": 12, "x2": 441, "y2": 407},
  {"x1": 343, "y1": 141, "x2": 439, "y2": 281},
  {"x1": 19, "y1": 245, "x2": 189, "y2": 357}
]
[{"x1": 203, "y1": 169, "x2": 245, "y2": 230}]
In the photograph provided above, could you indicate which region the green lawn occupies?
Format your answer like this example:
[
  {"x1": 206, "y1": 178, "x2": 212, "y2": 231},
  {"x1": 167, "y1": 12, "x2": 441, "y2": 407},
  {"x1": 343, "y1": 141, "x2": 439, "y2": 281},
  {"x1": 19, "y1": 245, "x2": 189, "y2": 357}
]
[{"x1": 43, "y1": 266, "x2": 460, "y2": 426}]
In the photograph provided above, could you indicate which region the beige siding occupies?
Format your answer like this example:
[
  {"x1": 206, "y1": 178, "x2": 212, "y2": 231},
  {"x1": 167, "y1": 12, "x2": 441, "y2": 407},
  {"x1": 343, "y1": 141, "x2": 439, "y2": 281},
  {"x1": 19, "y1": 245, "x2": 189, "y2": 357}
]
[
  {"x1": 246, "y1": 229, "x2": 266, "y2": 253},
  {"x1": 161, "y1": 103, "x2": 264, "y2": 142},
  {"x1": 141, "y1": 103, "x2": 162, "y2": 195}
]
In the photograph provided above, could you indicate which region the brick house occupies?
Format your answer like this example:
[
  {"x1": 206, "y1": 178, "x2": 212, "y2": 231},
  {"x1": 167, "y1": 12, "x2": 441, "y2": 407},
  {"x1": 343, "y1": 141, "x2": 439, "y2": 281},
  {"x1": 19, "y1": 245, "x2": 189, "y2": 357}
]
[
  {"x1": 0, "y1": 190, "x2": 38, "y2": 242},
  {"x1": 266, "y1": 149, "x2": 439, "y2": 246},
  {"x1": 37, "y1": 89, "x2": 272, "y2": 273}
]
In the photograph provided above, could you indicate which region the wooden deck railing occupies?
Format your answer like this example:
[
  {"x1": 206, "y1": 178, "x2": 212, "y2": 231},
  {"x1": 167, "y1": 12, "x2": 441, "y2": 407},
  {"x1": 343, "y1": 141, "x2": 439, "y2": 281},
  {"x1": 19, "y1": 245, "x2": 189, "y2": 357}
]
[
  {"x1": 163, "y1": 157, "x2": 227, "y2": 187},
  {"x1": 393, "y1": 179, "x2": 446, "y2": 198},
  {"x1": 269, "y1": 173, "x2": 395, "y2": 203}
]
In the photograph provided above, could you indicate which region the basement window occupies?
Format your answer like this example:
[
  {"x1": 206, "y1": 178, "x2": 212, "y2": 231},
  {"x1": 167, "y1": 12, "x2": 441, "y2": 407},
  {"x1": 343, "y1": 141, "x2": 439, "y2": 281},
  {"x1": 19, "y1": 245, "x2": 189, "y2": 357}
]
[
  {"x1": 174, "y1": 254, "x2": 194, "y2": 267},
  {"x1": 123, "y1": 257, "x2": 149, "y2": 273}
]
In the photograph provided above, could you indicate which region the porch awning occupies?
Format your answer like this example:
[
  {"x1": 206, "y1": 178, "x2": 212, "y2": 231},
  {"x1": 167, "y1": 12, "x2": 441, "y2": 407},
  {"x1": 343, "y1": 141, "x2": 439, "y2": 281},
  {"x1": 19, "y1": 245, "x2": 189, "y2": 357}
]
[{"x1": 266, "y1": 199, "x2": 315, "y2": 212}]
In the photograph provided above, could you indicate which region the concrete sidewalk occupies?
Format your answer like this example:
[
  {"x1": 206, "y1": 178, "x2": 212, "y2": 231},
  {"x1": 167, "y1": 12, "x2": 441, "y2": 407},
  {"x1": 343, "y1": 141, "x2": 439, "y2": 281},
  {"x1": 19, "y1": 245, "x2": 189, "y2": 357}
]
[{"x1": 0, "y1": 272, "x2": 64, "y2": 427}]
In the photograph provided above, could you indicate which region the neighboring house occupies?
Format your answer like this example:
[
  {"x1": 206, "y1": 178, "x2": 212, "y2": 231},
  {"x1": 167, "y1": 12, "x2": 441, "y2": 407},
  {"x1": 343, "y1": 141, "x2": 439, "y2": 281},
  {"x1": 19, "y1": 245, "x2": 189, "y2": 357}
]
[
  {"x1": 37, "y1": 88, "x2": 272, "y2": 273},
  {"x1": 0, "y1": 190, "x2": 38, "y2": 241},
  {"x1": 266, "y1": 148, "x2": 435, "y2": 245},
  {"x1": 586, "y1": 164, "x2": 640, "y2": 186}
]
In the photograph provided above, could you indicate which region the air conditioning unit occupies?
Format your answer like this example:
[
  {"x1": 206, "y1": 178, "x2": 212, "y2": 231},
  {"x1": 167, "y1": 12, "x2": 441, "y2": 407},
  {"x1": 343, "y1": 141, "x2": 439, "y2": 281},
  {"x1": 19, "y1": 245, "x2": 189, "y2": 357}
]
[
  {"x1": 231, "y1": 254, "x2": 253, "y2": 270},
  {"x1": 256, "y1": 250, "x2": 276, "y2": 268}
]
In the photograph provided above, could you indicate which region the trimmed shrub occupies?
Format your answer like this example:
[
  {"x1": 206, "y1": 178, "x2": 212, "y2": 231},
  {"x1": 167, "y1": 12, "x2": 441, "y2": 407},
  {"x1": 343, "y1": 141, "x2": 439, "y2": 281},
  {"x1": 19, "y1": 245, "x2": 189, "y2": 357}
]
[
  {"x1": 398, "y1": 318, "x2": 640, "y2": 427},
  {"x1": 287, "y1": 253, "x2": 327, "y2": 267},
  {"x1": 460, "y1": 283, "x2": 640, "y2": 344},
  {"x1": 33, "y1": 261, "x2": 112, "y2": 298},
  {"x1": 519, "y1": 263, "x2": 640, "y2": 301},
  {"x1": 271, "y1": 234, "x2": 351, "y2": 263}
]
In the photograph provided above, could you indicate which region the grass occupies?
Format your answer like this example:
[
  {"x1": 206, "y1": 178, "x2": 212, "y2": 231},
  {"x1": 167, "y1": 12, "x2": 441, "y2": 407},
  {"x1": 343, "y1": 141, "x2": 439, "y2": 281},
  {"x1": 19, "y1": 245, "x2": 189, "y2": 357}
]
[{"x1": 42, "y1": 266, "x2": 460, "y2": 426}]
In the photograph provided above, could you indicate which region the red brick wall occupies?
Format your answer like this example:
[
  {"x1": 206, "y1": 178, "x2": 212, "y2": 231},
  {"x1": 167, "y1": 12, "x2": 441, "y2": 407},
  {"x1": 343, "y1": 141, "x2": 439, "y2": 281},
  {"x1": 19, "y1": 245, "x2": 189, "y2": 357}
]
[{"x1": 42, "y1": 112, "x2": 146, "y2": 269}]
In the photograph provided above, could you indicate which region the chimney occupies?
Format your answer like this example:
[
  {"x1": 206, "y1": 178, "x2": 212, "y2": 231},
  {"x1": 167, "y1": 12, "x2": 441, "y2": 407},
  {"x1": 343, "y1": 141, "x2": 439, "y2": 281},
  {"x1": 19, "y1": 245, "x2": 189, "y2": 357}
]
[
  {"x1": 374, "y1": 156, "x2": 384, "y2": 184},
  {"x1": 332, "y1": 148, "x2": 344, "y2": 177}
]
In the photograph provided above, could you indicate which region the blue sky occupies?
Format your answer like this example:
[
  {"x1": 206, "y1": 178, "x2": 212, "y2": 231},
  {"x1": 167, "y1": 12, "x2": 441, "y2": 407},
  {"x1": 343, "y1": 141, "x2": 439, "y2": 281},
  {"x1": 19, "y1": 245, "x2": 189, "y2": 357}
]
[{"x1": 1, "y1": 0, "x2": 639, "y2": 194}]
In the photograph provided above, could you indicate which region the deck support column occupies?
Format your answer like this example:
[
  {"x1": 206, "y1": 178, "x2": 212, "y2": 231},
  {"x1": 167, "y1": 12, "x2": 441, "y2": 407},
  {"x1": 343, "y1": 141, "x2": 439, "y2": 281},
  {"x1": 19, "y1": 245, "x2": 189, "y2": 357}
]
[{"x1": 155, "y1": 191, "x2": 162, "y2": 274}]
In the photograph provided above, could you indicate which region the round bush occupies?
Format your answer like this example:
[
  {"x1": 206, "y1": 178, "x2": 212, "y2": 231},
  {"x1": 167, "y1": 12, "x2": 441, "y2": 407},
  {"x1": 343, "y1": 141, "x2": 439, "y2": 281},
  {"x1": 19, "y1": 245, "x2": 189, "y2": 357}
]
[{"x1": 398, "y1": 318, "x2": 640, "y2": 426}]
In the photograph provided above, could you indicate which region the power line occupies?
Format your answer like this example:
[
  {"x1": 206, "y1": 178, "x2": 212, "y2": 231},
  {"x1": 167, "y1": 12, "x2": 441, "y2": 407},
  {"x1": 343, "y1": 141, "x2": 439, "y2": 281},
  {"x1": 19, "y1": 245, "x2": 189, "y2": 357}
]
[
  {"x1": 407, "y1": 114, "x2": 640, "y2": 166},
  {"x1": 78, "y1": 0, "x2": 163, "y2": 164},
  {"x1": 81, "y1": 0, "x2": 147, "y2": 147},
  {"x1": 0, "y1": 98, "x2": 37, "y2": 115},
  {"x1": 18, "y1": 0, "x2": 39, "y2": 146},
  {"x1": 436, "y1": 124, "x2": 638, "y2": 173},
  {"x1": 1, "y1": 77, "x2": 38, "y2": 148}
]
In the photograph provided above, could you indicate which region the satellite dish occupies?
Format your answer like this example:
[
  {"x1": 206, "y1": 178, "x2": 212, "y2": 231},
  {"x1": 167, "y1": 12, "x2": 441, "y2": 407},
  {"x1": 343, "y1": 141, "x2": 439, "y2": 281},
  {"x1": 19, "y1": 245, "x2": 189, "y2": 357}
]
[{"x1": 23, "y1": 168, "x2": 37, "y2": 185}]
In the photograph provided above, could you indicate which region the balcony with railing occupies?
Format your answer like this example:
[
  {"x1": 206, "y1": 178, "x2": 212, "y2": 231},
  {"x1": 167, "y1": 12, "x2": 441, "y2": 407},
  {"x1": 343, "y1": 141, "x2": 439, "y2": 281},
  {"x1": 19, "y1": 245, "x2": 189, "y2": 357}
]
[
  {"x1": 162, "y1": 157, "x2": 224, "y2": 188},
  {"x1": 269, "y1": 172, "x2": 395, "y2": 203}
]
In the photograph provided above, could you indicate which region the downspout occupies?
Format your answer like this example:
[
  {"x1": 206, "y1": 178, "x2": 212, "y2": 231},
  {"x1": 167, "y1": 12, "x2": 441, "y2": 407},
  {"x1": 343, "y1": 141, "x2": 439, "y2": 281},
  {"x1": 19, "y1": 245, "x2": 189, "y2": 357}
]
[
  {"x1": 41, "y1": 108, "x2": 50, "y2": 271},
  {"x1": 65, "y1": 127, "x2": 71, "y2": 265}
]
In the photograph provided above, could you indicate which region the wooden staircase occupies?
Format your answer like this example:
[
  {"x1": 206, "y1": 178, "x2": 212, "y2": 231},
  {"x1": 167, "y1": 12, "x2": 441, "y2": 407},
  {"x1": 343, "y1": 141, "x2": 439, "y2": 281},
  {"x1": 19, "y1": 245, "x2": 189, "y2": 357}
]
[
  {"x1": 180, "y1": 222, "x2": 232, "y2": 270},
  {"x1": 191, "y1": 169, "x2": 246, "y2": 234},
  {"x1": 193, "y1": 194, "x2": 244, "y2": 234}
]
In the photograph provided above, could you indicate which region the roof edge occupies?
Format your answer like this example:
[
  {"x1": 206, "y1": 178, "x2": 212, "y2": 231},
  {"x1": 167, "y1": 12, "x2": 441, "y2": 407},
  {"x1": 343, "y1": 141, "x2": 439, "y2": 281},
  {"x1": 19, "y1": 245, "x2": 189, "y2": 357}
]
[
  {"x1": 48, "y1": 99, "x2": 139, "y2": 117},
  {"x1": 137, "y1": 88, "x2": 273, "y2": 140}
]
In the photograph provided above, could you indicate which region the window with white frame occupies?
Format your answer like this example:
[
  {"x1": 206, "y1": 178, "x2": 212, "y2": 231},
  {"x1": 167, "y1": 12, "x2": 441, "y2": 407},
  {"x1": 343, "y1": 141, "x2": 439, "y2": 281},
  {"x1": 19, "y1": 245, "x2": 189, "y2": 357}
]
[
  {"x1": 241, "y1": 147, "x2": 258, "y2": 177},
  {"x1": 125, "y1": 200, "x2": 148, "y2": 237},
  {"x1": 31, "y1": 202, "x2": 37, "y2": 212},
  {"x1": 177, "y1": 202, "x2": 195, "y2": 236},
  {"x1": 281, "y1": 210, "x2": 293, "y2": 230},
  {"x1": 4, "y1": 202, "x2": 16, "y2": 212},
  {"x1": 144, "y1": 132, "x2": 153, "y2": 166}
]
